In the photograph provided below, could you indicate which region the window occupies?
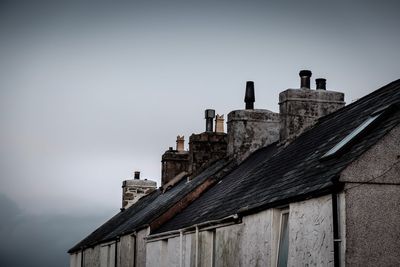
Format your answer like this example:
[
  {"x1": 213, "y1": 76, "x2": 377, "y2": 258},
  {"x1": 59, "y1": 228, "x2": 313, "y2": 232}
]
[
  {"x1": 322, "y1": 113, "x2": 381, "y2": 158},
  {"x1": 277, "y1": 210, "x2": 289, "y2": 267}
]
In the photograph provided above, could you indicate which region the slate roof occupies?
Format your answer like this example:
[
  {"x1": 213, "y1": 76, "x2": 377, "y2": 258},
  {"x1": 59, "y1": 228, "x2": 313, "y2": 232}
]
[
  {"x1": 68, "y1": 158, "x2": 231, "y2": 253},
  {"x1": 155, "y1": 79, "x2": 400, "y2": 234}
]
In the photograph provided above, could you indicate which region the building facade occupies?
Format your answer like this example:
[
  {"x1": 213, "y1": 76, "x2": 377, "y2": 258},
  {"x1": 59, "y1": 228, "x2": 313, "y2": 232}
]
[{"x1": 69, "y1": 71, "x2": 400, "y2": 267}]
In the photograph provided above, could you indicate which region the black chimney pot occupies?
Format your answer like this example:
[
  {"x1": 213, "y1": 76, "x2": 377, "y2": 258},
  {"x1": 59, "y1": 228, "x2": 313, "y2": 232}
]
[
  {"x1": 299, "y1": 70, "x2": 312, "y2": 89},
  {"x1": 316, "y1": 78, "x2": 326, "y2": 90},
  {"x1": 205, "y1": 109, "x2": 216, "y2": 132},
  {"x1": 134, "y1": 171, "x2": 140, "y2": 180},
  {"x1": 244, "y1": 81, "x2": 255, "y2": 109}
]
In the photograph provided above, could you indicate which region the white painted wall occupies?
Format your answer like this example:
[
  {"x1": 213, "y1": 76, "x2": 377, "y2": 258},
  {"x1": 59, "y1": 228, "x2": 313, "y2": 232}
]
[
  {"x1": 70, "y1": 252, "x2": 82, "y2": 267},
  {"x1": 146, "y1": 196, "x2": 335, "y2": 267},
  {"x1": 287, "y1": 194, "x2": 334, "y2": 266}
]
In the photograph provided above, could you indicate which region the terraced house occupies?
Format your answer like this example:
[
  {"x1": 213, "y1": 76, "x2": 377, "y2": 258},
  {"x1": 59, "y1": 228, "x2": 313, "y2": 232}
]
[{"x1": 69, "y1": 71, "x2": 400, "y2": 267}]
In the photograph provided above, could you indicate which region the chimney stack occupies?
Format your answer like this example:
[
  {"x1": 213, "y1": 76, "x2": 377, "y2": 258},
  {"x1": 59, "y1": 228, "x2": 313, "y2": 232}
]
[
  {"x1": 205, "y1": 109, "x2": 216, "y2": 132},
  {"x1": 188, "y1": 110, "x2": 227, "y2": 177},
  {"x1": 299, "y1": 70, "x2": 312, "y2": 89},
  {"x1": 122, "y1": 171, "x2": 156, "y2": 210},
  {"x1": 316, "y1": 78, "x2": 326, "y2": 90},
  {"x1": 227, "y1": 82, "x2": 280, "y2": 162},
  {"x1": 279, "y1": 70, "x2": 345, "y2": 142},
  {"x1": 176, "y1": 135, "x2": 185, "y2": 152},
  {"x1": 244, "y1": 81, "x2": 255, "y2": 109}
]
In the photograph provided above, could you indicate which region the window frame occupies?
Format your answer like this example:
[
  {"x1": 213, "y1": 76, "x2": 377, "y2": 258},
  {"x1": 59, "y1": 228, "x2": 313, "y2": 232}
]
[{"x1": 276, "y1": 209, "x2": 290, "y2": 267}]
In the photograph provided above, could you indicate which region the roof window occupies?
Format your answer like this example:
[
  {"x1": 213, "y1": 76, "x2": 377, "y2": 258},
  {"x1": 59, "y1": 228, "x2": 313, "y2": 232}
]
[{"x1": 322, "y1": 111, "x2": 384, "y2": 159}]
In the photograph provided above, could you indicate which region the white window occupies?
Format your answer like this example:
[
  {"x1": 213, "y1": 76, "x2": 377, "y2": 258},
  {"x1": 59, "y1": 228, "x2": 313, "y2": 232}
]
[{"x1": 277, "y1": 210, "x2": 289, "y2": 267}]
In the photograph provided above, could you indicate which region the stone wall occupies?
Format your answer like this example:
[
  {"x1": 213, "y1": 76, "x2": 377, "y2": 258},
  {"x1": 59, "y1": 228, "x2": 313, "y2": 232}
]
[
  {"x1": 122, "y1": 179, "x2": 157, "y2": 209},
  {"x1": 161, "y1": 149, "x2": 189, "y2": 186},
  {"x1": 279, "y1": 88, "x2": 345, "y2": 142},
  {"x1": 227, "y1": 109, "x2": 279, "y2": 162},
  {"x1": 188, "y1": 132, "x2": 227, "y2": 176}
]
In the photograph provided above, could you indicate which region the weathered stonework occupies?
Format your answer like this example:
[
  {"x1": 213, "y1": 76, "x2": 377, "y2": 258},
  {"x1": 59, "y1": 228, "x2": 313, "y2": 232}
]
[
  {"x1": 188, "y1": 132, "x2": 227, "y2": 177},
  {"x1": 279, "y1": 88, "x2": 345, "y2": 142},
  {"x1": 161, "y1": 148, "x2": 189, "y2": 186},
  {"x1": 227, "y1": 109, "x2": 279, "y2": 162},
  {"x1": 122, "y1": 177, "x2": 157, "y2": 209}
]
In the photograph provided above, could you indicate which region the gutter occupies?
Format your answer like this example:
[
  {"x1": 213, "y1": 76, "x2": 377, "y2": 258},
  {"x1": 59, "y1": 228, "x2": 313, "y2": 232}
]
[{"x1": 146, "y1": 214, "x2": 241, "y2": 242}]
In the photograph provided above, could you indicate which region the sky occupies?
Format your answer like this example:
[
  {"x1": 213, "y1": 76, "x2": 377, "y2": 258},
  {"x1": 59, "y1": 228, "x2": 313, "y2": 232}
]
[{"x1": 0, "y1": 0, "x2": 400, "y2": 266}]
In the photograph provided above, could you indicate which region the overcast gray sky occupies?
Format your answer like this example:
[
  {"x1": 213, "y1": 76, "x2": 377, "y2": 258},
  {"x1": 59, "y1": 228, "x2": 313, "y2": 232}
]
[{"x1": 1, "y1": 0, "x2": 400, "y2": 266}]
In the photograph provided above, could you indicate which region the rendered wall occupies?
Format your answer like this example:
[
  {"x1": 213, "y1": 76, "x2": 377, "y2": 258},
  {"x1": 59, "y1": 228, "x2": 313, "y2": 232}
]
[
  {"x1": 119, "y1": 235, "x2": 135, "y2": 267},
  {"x1": 146, "y1": 199, "x2": 334, "y2": 267},
  {"x1": 70, "y1": 252, "x2": 82, "y2": 267},
  {"x1": 136, "y1": 228, "x2": 149, "y2": 267},
  {"x1": 340, "y1": 124, "x2": 400, "y2": 266},
  {"x1": 287, "y1": 194, "x2": 334, "y2": 266},
  {"x1": 82, "y1": 246, "x2": 101, "y2": 267},
  {"x1": 99, "y1": 243, "x2": 115, "y2": 267}
]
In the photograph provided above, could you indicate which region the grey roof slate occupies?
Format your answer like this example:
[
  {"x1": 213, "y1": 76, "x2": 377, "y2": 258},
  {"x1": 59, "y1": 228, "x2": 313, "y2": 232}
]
[
  {"x1": 68, "y1": 158, "x2": 231, "y2": 253},
  {"x1": 155, "y1": 79, "x2": 400, "y2": 234}
]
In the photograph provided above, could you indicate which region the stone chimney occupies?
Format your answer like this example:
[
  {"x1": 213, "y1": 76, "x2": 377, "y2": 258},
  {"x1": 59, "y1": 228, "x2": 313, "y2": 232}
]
[
  {"x1": 188, "y1": 109, "x2": 228, "y2": 177},
  {"x1": 227, "y1": 81, "x2": 280, "y2": 161},
  {"x1": 161, "y1": 137, "x2": 189, "y2": 186},
  {"x1": 215, "y1": 114, "x2": 225, "y2": 133},
  {"x1": 122, "y1": 171, "x2": 157, "y2": 210},
  {"x1": 279, "y1": 70, "x2": 345, "y2": 142}
]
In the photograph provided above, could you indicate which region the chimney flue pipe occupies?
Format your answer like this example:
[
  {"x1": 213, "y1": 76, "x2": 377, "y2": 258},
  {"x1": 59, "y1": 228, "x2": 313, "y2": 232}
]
[
  {"x1": 244, "y1": 81, "x2": 255, "y2": 109},
  {"x1": 134, "y1": 171, "x2": 140, "y2": 179},
  {"x1": 205, "y1": 109, "x2": 216, "y2": 132},
  {"x1": 316, "y1": 78, "x2": 326, "y2": 90},
  {"x1": 299, "y1": 70, "x2": 312, "y2": 89}
]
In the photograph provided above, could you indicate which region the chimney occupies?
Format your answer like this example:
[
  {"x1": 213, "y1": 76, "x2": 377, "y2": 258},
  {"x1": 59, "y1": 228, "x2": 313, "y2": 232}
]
[
  {"x1": 279, "y1": 70, "x2": 345, "y2": 142},
  {"x1": 227, "y1": 82, "x2": 280, "y2": 162},
  {"x1": 188, "y1": 109, "x2": 228, "y2": 177},
  {"x1": 244, "y1": 81, "x2": 255, "y2": 109},
  {"x1": 121, "y1": 171, "x2": 157, "y2": 210},
  {"x1": 176, "y1": 135, "x2": 185, "y2": 152},
  {"x1": 215, "y1": 114, "x2": 225, "y2": 133},
  {"x1": 205, "y1": 109, "x2": 215, "y2": 132},
  {"x1": 316, "y1": 78, "x2": 326, "y2": 90},
  {"x1": 299, "y1": 70, "x2": 312, "y2": 89},
  {"x1": 161, "y1": 137, "x2": 189, "y2": 186}
]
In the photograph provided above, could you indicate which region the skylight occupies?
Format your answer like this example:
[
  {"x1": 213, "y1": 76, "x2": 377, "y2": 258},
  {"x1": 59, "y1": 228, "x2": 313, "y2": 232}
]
[{"x1": 322, "y1": 113, "x2": 381, "y2": 158}]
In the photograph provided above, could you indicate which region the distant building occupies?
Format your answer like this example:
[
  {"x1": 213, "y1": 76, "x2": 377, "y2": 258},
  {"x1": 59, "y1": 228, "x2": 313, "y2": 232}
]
[{"x1": 69, "y1": 71, "x2": 400, "y2": 267}]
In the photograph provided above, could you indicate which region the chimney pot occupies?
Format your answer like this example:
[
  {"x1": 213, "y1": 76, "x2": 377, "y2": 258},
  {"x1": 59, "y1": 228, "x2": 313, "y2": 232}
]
[
  {"x1": 176, "y1": 135, "x2": 185, "y2": 151},
  {"x1": 205, "y1": 109, "x2": 216, "y2": 132},
  {"x1": 134, "y1": 171, "x2": 140, "y2": 179},
  {"x1": 215, "y1": 114, "x2": 225, "y2": 133},
  {"x1": 244, "y1": 81, "x2": 255, "y2": 109},
  {"x1": 316, "y1": 78, "x2": 326, "y2": 90},
  {"x1": 299, "y1": 70, "x2": 312, "y2": 89}
]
